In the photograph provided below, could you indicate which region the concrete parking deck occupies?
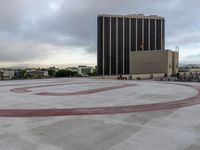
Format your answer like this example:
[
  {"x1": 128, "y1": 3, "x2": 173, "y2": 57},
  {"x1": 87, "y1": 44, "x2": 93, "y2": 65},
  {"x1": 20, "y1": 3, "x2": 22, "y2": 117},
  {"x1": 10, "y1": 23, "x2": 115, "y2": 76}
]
[{"x1": 0, "y1": 78, "x2": 200, "y2": 150}]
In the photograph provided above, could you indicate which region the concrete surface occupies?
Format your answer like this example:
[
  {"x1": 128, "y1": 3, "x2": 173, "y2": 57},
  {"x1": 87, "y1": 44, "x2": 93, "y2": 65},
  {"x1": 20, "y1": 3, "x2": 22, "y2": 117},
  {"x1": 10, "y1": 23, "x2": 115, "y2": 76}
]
[{"x1": 0, "y1": 78, "x2": 200, "y2": 150}]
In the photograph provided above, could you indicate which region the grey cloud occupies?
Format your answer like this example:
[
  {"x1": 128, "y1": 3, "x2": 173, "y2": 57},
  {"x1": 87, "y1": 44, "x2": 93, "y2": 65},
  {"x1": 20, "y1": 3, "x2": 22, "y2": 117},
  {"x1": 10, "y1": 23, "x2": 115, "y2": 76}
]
[
  {"x1": 0, "y1": 41, "x2": 54, "y2": 62},
  {"x1": 167, "y1": 32, "x2": 200, "y2": 45},
  {"x1": 0, "y1": 0, "x2": 199, "y2": 64},
  {"x1": 185, "y1": 54, "x2": 200, "y2": 59},
  {"x1": 35, "y1": 0, "x2": 200, "y2": 51},
  {"x1": 182, "y1": 54, "x2": 200, "y2": 64}
]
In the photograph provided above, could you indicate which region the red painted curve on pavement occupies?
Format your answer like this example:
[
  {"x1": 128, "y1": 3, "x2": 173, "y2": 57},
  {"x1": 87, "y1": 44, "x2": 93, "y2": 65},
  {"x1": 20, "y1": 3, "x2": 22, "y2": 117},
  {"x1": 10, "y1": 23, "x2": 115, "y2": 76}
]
[
  {"x1": 0, "y1": 80, "x2": 72, "y2": 87},
  {"x1": 1, "y1": 84, "x2": 200, "y2": 117},
  {"x1": 35, "y1": 84, "x2": 135, "y2": 96},
  {"x1": 10, "y1": 82, "x2": 92, "y2": 93},
  {"x1": 10, "y1": 82, "x2": 135, "y2": 96}
]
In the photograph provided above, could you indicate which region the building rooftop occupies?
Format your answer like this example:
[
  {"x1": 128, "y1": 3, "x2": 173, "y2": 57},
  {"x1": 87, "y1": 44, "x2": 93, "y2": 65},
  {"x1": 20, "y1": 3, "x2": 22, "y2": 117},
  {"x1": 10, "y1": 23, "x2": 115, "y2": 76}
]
[
  {"x1": 0, "y1": 78, "x2": 200, "y2": 149},
  {"x1": 98, "y1": 14, "x2": 164, "y2": 19}
]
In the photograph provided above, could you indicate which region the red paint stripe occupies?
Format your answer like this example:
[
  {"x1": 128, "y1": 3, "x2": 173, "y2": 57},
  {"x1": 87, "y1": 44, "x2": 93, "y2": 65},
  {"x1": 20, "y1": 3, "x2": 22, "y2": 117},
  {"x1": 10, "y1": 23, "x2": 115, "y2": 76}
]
[
  {"x1": 35, "y1": 84, "x2": 135, "y2": 96},
  {"x1": 0, "y1": 84, "x2": 200, "y2": 117},
  {"x1": 0, "y1": 80, "x2": 74, "y2": 87},
  {"x1": 10, "y1": 82, "x2": 91, "y2": 93},
  {"x1": 10, "y1": 82, "x2": 135, "y2": 96}
]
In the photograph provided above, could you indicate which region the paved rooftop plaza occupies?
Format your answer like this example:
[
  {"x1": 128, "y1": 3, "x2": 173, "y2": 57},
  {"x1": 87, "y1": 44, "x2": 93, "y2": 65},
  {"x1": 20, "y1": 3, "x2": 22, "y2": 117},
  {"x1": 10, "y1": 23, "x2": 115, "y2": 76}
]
[{"x1": 0, "y1": 78, "x2": 200, "y2": 150}]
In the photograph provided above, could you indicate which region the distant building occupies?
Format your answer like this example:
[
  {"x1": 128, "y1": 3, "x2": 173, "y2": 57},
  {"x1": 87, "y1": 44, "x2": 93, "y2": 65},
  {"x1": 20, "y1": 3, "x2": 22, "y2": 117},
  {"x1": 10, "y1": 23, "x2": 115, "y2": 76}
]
[
  {"x1": 0, "y1": 69, "x2": 15, "y2": 80},
  {"x1": 97, "y1": 14, "x2": 178, "y2": 76},
  {"x1": 66, "y1": 67, "x2": 78, "y2": 73},
  {"x1": 78, "y1": 66, "x2": 94, "y2": 75},
  {"x1": 26, "y1": 70, "x2": 48, "y2": 79},
  {"x1": 14, "y1": 69, "x2": 24, "y2": 79},
  {"x1": 179, "y1": 65, "x2": 200, "y2": 73}
]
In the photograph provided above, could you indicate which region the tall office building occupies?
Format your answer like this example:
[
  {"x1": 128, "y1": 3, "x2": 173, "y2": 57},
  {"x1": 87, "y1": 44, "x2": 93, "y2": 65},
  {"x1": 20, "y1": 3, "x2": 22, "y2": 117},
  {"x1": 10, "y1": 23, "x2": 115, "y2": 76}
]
[{"x1": 97, "y1": 14, "x2": 165, "y2": 75}]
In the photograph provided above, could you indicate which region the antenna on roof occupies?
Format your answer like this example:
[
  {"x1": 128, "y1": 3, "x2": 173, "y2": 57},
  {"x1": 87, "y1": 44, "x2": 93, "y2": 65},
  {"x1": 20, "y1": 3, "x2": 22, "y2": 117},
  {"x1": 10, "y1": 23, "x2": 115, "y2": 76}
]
[{"x1": 175, "y1": 46, "x2": 179, "y2": 52}]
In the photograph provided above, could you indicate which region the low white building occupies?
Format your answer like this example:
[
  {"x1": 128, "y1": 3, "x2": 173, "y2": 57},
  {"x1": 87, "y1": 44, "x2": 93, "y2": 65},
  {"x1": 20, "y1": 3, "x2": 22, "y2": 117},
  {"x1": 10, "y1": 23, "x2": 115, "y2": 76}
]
[
  {"x1": 77, "y1": 66, "x2": 94, "y2": 75},
  {"x1": 26, "y1": 70, "x2": 48, "y2": 78},
  {"x1": 0, "y1": 69, "x2": 15, "y2": 80}
]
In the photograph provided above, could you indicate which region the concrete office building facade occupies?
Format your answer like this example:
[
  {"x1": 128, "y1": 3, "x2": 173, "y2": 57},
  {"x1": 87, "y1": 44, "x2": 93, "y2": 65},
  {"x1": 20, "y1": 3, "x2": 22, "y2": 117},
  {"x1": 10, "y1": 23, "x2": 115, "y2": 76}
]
[
  {"x1": 131, "y1": 50, "x2": 178, "y2": 76},
  {"x1": 97, "y1": 14, "x2": 178, "y2": 76}
]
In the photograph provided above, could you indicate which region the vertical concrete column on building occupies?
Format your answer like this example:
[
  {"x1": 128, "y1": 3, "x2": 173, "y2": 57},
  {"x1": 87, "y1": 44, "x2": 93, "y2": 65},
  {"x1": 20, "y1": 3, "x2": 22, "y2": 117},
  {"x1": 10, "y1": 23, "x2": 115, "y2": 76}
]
[
  {"x1": 109, "y1": 17, "x2": 112, "y2": 75},
  {"x1": 136, "y1": 18, "x2": 138, "y2": 51},
  {"x1": 163, "y1": 19, "x2": 165, "y2": 50},
  {"x1": 129, "y1": 18, "x2": 131, "y2": 74},
  {"x1": 97, "y1": 18, "x2": 99, "y2": 74},
  {"x1": 102, "y1": 17, "x2": 105, "y2": 76},
  {"x1": 161, "y1": 19, "x2": 163, "y2": 50},
  {"x1": 148, "y1": 18, "x2": 150, "y2": 50},
  {"x1": 123, "y1": 18, "x2": 125, "y2": 74},
  {"x1": 155, "y1": 19, "x2": 157, "y2": 50},
  {"x1": 116, "y1": 17, "x2": 118, "y2": 75},
  {"x1": 142, "y1": 18, "x2": 144, "y2": 51}
]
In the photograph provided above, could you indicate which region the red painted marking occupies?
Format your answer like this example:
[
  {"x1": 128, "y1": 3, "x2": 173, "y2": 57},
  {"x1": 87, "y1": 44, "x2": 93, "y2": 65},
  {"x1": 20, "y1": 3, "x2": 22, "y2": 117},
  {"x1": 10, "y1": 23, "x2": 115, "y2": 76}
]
[
  {"x1": 10, "y1": 82, "x2": 91, "y2": 93},
  {"x1": 0, "y1": 80, "x2": 72, "y2": 87},
  {"x1": 10, "y1": 82, "x2": 135, "y2": 96},
  {"x1": 35, "y1": 84, "x2": 135, "y2": 96},
  {"x1": 1, "y1": 84, "x2": 200, "y2": 117}
]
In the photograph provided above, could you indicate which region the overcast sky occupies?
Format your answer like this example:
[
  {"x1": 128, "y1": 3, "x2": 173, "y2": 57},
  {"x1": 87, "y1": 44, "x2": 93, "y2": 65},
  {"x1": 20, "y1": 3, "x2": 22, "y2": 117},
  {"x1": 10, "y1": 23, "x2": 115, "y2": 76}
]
[{"x1": 0, "y1": 0, "x2": 199, "y2": 67}]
